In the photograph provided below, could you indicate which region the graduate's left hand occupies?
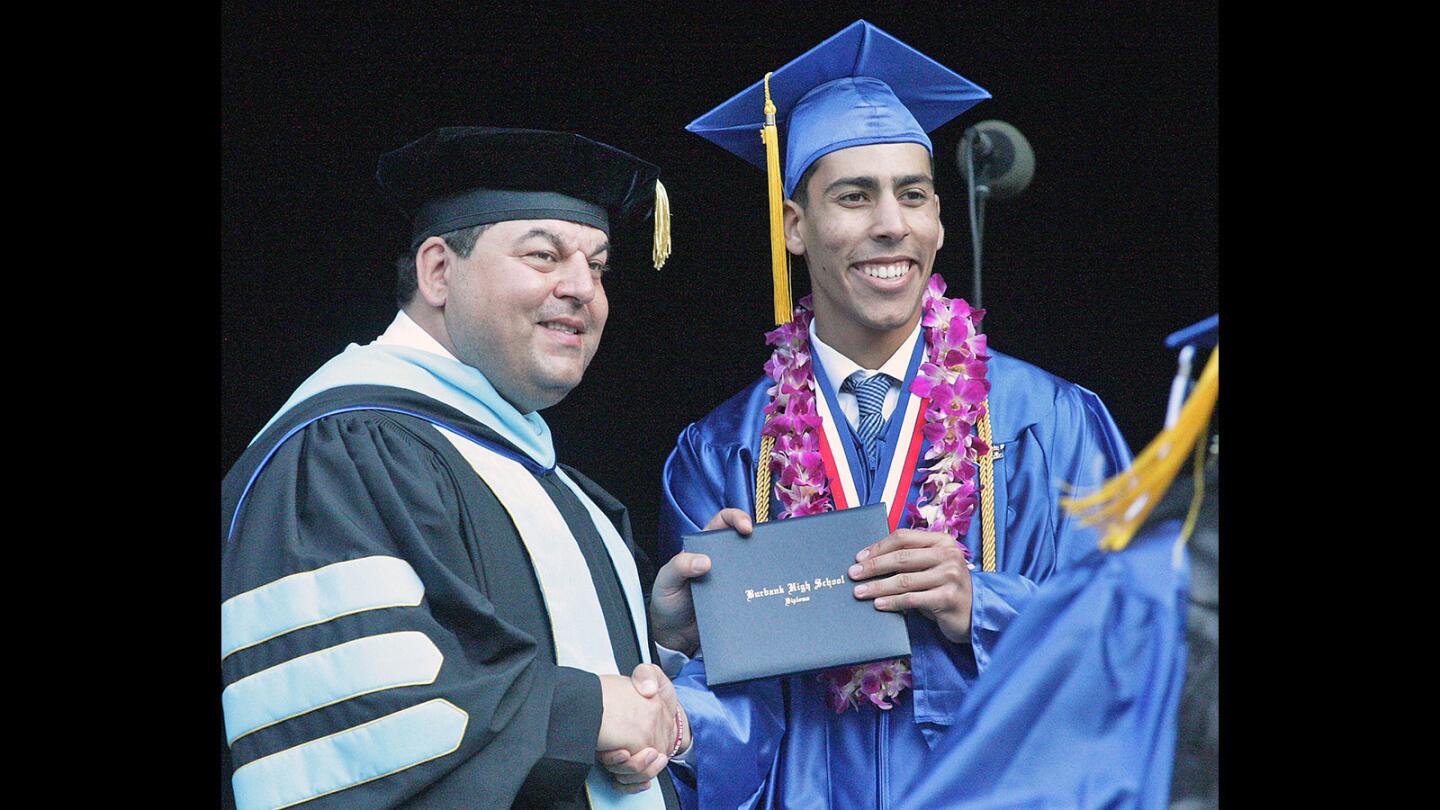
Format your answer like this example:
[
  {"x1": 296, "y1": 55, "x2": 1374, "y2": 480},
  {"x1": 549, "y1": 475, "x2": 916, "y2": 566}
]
[
  {"x1": 649, "y1": 508, "x2": 752, "y2": 655},
  {"x1": 848, "y1": 529, "x2": 973, "y2": 644}
]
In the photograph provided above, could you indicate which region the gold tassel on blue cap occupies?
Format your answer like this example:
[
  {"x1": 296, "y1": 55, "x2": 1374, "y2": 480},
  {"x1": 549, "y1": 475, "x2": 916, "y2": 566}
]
[
  {"x1": 652, "y1": 178, "x2": 671, "y2": 270},
  {"x1": 761, "y1": 72, "x2": 793, "y2": 324}
]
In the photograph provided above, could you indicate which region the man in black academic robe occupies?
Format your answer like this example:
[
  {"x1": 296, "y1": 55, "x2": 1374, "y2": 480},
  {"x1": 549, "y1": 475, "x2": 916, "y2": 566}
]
[{"x1": 220, "y1": 128, "x2": 708, "y2": 809}]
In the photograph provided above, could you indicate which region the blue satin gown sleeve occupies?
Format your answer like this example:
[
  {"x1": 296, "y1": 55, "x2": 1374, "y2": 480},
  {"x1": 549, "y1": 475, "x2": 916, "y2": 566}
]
[
  {"x1": 916, "y1": 358, "x2": 1134, "y2": 729},
  {"x1": 910, "y1": 518, "x2": 1191, "y2": 809},
  {"x1": 659, "y1": 380, "x2": 790, "y2": 810},
  {"x1": 658, "y1": 380, "x2": 771, "y2": 562}
]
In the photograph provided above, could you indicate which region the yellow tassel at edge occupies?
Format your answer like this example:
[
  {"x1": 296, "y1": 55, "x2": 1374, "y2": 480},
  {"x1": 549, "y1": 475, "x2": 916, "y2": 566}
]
[
  {"x1": 652, "y1": 179, "x2": 671, "y2": 270},
  {"x1": 762, "y1": 72, "x2": 793, "y2": 324},
  {"x1": 1061, "y1": 347, "x2": 1219, "y2": 552}
]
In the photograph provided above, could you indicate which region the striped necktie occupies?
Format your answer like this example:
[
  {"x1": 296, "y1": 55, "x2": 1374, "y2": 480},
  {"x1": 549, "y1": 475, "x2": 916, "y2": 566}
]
[{"x1": 842, "y1": 371, "x2": 894, "y2": 471}]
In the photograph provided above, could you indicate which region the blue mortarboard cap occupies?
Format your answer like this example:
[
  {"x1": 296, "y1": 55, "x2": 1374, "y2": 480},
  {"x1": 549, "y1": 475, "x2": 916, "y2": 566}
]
[
  {"x1": 1165, "y1": 314, "x2": 1219, "y2": 351},
  {"x1": 686, "y1": 20, "x2": 991, "y2": 198}
]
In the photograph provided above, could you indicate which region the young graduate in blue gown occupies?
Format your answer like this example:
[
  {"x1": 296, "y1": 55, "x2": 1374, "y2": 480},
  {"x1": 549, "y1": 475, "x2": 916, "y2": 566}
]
[{"x1": 642, "y1": 20, "x2": 1174, "y2": 809}]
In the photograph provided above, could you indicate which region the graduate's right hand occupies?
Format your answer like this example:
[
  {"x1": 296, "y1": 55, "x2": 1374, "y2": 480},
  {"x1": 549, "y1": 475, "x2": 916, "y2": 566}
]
[
  {"x1": 649, "y1": 508, "x2": 751, "y2": 655},
  {"x1": 596, "y1": 664, "x2": 686, "y2": 792}
]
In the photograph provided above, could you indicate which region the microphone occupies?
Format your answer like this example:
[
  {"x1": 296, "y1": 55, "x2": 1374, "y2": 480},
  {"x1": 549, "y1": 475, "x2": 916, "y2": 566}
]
[
  {"x1": 955, "y1": 120, "x2": 1035, "y2": 313},
  {"x1": 955, "y1": 120, "x2": 1035, "y2": 200}
]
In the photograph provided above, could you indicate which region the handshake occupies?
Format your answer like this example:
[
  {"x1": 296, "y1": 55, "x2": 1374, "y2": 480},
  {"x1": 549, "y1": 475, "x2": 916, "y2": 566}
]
[
  {"x1": 590, "y1": 509, "x2": 753, "y2": 793},
  {"x1": 595, "y1": 664, "x2": 689, "y2": 794}
]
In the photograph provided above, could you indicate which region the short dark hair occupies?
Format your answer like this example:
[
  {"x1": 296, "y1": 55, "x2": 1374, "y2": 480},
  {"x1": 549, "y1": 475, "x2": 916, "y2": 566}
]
[
  {"x1": 787, "y1": 151, "x2": 938, "y2": 209},
  {"x1": 788, "y1": 161, "x2": 822, "y2": 209},
  {"x1": 394, "y1": 223, "x2": 493, "y2": 307}
]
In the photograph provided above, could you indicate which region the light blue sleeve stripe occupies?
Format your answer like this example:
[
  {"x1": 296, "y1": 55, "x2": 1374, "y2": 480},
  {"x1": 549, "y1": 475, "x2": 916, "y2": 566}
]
[
  {"x1": 221, "y1": 556, "x2": 424, "y2": 659},
  {"x1": 231, "y1": 699, "x2": 469, "y2": 810},
  {"x1": 222, "y1": 631, "x2": 444, "y2": 744}
]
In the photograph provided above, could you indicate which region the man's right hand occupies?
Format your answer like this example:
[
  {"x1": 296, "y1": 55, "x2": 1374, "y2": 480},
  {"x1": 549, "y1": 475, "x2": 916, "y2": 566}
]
[{"x1": 649, "y1": 508, "x2": 753, "y2": 655}]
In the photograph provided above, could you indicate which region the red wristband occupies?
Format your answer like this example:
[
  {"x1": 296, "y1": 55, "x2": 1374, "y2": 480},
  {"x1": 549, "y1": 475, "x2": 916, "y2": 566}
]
[{"x1": 669, "y1": 709, "x2": 686, "y2": 758}]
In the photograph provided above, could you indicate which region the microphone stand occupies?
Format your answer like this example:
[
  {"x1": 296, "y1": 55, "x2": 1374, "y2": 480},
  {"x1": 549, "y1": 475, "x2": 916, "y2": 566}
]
[{"x1": 962, "y1": 128, "x2": 990, "y2": 313}]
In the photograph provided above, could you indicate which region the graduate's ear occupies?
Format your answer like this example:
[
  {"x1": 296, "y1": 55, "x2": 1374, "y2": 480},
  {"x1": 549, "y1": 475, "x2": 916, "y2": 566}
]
[
  {"x1": 413, "y1": 236, "x2": 452, "y2": 308},
  {"x1": 935, "y1": 193, "x2": 944, "y2": 252},
  {"x1": 783, "y1": 198, "x2": 807, "y2": 257}
]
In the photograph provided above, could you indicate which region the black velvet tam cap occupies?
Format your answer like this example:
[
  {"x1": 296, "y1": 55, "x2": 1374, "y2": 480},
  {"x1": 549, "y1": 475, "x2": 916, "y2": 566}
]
[{"x1": 376, "y1": 127, "x2": 669, "y2": 267}]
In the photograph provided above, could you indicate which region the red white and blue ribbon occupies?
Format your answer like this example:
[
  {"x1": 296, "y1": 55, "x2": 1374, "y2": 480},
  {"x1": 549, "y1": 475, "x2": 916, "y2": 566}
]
[{"x1": 809, "y1": 335, "x2": 929, "y2": 530}]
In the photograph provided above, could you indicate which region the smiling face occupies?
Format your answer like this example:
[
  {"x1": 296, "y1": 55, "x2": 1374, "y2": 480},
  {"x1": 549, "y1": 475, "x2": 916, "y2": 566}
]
[
  {"x1": 435, "y1": 218, "x2": 610, "y2": 412},
  {"x1": 784, "y1": 142, "x2": 944, "y2": 366}
]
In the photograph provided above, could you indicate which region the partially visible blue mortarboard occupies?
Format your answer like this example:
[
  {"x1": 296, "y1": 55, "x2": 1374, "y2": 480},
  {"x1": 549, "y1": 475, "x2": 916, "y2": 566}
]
[
  {"x1": 686, "y1": 19, "x2": 991, "y2": 199},
  {"x1": 376, "y1": 127, "x2": 670, "y2": 269},
  {"x1": 1165, "y1": 314, "x2": 1219, "y2": 351},
  {"x1": 1162, "y1": 313, "x2": 1218, "y2": 431}
]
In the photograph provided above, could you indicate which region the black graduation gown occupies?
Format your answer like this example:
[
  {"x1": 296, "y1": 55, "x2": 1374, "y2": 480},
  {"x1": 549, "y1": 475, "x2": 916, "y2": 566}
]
[{"x1": 220, "y1": 384, "x2": 680, "y2": 809}]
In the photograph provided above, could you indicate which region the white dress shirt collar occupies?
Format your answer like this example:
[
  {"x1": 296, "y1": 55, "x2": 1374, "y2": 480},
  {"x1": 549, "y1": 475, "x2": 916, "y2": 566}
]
[
  {"x1": 808, "y1": 317, "x2": 922, "y2": 425},
  {"x1": 809, "y1": 317, "x2": 921, "y2": 388},
  {"x1": 374, "y1": 310, "x2": 460, "y2": 362}
]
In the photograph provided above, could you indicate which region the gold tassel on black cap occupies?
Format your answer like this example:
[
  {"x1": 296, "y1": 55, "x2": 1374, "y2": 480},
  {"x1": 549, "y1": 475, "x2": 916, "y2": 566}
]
[{"x1": 653, "y1": 179, "x2": 671, "y2": 270}]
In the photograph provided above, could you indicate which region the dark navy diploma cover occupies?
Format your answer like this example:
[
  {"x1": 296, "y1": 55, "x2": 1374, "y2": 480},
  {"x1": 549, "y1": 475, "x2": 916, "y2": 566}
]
[{"x1": 682, "y1": 503, "x2": 911, "y2": 686}]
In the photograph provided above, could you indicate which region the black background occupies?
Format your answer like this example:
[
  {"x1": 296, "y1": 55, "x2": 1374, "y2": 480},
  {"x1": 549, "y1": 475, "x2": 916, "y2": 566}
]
[{"x1": 221, "y1": 1, "x2": 1218, "y2": 561}]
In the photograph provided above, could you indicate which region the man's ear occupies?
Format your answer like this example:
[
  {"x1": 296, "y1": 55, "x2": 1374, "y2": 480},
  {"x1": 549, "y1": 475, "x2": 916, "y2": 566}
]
[
  {"x1": 783, "y1": 199, "x2": 807, "y2": 256},
  {"x1": 935, "y1": 194, "x2": 944, "y2": 252},
  {"x1": 414, "y1": 236, "x2": 452, "y2": 308}
]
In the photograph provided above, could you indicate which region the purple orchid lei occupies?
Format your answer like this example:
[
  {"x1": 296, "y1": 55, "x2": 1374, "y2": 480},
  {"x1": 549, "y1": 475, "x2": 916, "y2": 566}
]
[{"x1": 761, "y1": 274, "x2": 990, "y2": 713}]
